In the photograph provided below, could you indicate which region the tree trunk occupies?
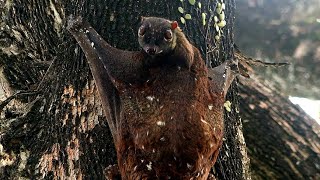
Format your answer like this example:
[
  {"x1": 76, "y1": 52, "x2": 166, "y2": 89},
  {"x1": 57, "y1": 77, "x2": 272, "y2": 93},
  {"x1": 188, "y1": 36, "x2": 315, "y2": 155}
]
[
  {"x1": 239, "y1": 75, "x2": 320, "y2": 180},
  {"x1": 0, "y1": 0, "x2": 249, "y2": 179}
]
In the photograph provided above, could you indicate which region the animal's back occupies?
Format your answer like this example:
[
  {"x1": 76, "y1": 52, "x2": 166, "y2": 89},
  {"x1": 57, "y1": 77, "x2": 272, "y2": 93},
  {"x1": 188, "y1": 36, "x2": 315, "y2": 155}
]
[{"x1": 116, "y1": 52, "x2": 224, "y2": 179}]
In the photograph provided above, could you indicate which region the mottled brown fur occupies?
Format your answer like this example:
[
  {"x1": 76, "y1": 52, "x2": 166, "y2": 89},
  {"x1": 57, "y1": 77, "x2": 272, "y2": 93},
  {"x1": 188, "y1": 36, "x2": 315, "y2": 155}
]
[{"x1": 67, "y1": 16, "x2": 236, "y2": 179}]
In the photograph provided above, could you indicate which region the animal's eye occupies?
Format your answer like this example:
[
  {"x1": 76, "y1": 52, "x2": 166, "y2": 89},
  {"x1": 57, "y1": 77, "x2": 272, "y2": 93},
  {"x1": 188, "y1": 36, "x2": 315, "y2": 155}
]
[
  {"x1": 164, "y1": 30, "x2": 172, "y2": 41},
  {"x1": 138, "y1": 26, "x2": 146, "y2": 37}
]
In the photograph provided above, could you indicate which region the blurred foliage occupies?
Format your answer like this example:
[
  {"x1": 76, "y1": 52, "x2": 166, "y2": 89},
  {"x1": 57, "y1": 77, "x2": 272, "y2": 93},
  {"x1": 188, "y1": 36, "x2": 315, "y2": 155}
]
[{"x1": 235, "y1": 0, "x2": 320, "y2": 99}]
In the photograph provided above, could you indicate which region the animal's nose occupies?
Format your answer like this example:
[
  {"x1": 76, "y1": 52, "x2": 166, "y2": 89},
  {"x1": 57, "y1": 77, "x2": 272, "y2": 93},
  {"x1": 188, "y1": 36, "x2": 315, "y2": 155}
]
[{"x1": 146, "y1": 48, "x2": 156, "y2": 55}]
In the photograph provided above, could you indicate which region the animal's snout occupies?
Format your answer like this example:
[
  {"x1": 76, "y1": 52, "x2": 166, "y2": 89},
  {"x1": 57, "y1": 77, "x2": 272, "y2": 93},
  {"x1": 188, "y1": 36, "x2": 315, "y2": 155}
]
[{"x1": 146, "y1": 47, "x2": 157, "y2": 55}]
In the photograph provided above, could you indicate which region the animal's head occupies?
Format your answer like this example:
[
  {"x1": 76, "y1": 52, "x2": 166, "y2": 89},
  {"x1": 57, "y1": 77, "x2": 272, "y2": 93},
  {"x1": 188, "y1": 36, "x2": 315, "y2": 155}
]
[{"x1": 138, "y1": 17, "x2": 179, "y2": 56}]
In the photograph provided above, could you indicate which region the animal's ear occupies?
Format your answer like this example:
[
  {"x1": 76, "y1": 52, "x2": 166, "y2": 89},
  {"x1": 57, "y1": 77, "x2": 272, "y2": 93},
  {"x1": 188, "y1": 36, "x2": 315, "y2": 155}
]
[
  {"x1": 140, "y1": 16, "x2": 146, "y2": 22},
  {"x1": 171, "y1": 21, "x2": 178, "y2": 30}
]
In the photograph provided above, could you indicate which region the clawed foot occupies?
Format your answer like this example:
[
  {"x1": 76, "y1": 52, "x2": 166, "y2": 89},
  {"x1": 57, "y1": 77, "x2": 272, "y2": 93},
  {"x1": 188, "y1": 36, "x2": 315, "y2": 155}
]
[
  {"x1": 208, "y1": 173, "x2": 216, "y2": 180},
  {"x1": 105, "y1": 164, "x2": 121, "y2": 180},
  {"x1": 66, "y1": 15, "x2": 84, "y2": 33},
  {"x1": 228, "y1": 58, "x2": 239, "y2": 74}
]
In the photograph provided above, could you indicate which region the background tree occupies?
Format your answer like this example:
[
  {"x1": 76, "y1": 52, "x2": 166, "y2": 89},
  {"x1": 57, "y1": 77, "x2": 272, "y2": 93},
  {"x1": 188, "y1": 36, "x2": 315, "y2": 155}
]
[
  {"x1": 238, "y1": 75, "x2": 320, "y2": 179},
  {"x1": 235, "y1": 0, "x2": 320, "y2": 98},
  {"x1": 235, "y1": 0, "x2": 320, "y2": 179}
]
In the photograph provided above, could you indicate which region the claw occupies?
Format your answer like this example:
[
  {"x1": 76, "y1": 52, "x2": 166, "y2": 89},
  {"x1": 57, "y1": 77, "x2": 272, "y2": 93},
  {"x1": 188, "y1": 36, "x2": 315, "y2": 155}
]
[{"x1": 66, "y1": 15, "x2": 84, "y2": 33}]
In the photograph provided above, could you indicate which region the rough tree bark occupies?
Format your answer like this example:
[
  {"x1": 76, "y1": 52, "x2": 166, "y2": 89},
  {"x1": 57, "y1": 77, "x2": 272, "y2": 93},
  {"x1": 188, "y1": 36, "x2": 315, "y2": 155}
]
[
  {"x1": 0, "y1": 0, "x2": 249, "y2": 179},
  {"x1": 239, "y1": 75, "x2": 320, "y2": 180}
]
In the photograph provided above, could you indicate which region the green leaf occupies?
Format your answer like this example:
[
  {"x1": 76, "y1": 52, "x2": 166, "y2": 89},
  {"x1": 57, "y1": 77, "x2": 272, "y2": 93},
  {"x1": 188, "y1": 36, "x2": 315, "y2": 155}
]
[
  {"x1": 214, "y1": 16, "x2": 218, "y2": 23},
  {"x1": 217, "y1": 2, "x2": 222, "y2": 8},
  {"x1": 222, "y1": 3, "x2": 226, "y2": 10},
  {"x1": 198, "y1": 2, "x2": 202, "y2": 9},
  {"x1": 180, "y1": 17, "x2": 186, "y2": 24},
  {"x1": 188, "y1": 0, "x2": 196, "y2": 5},
  {"x1": 202, "y1": 13, "x2": 206, "y2": 26},
  {"x1": 224, "y1": 101, "x2": 232, "y2": 112},
  {"x1": 219, "y1": 12, "x2": 225, "y2": 21},
  {"x1": 214, "y1": 23, "x2": 220, "y2": 32},
  {"x1": 185, "y1": 14, "x2": 192, "y2": 20},
  {"x1": 216, "y1": 7, "x2": 222, "y2": 14},
  {"x1": 217, "y1": 20, "x2": 226, "y2": 28},
  {"x1": 178, "y1": 7, "x2": 184, "y2": 14}
]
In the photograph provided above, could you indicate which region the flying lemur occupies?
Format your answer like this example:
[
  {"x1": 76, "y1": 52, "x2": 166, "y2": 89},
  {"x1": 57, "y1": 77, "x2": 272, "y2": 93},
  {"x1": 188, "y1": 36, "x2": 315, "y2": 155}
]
[{"x1": 67, "y1": 16, "x2": 237, "y2": 179}]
